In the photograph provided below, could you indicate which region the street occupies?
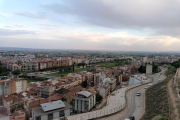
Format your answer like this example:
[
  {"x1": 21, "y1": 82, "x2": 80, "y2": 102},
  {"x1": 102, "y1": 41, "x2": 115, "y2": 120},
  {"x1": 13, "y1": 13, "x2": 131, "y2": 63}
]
[{"x1": 118, "y1": 68, "x2": 166, "y2": 120}]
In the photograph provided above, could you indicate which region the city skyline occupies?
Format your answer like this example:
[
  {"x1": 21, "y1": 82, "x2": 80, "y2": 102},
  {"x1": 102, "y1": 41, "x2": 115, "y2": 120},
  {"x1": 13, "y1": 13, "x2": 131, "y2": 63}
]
[{"x1": 0, "y1": 0, "x2": 180, "y2": 51}]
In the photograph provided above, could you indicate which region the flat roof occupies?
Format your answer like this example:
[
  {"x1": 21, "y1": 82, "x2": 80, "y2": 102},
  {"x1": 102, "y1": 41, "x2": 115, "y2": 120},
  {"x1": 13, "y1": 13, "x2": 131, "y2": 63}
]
[
  {"x1": 41, "y1": 100, "x2": 65, "y2": 112},
  {"x1": 32, "y1": 101, "x2": 72, "y2": 116},
  {"x1": 77, "y1": 91, "x2": 92, "y2": 98},
  {"x1": 73, "y1": 93, "x2": 95, "y2": 101}
]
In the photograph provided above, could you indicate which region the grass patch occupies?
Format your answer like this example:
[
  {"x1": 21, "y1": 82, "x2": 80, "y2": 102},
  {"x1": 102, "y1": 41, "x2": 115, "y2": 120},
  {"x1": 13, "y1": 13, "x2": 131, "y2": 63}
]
[
  {"x1": 25, "y1": 79, "x2": 44, "y2": 83},
  {"x1": 140, "y1": 74, "x2": 174, "y2": 120},
  {"x1": 99, "y1": 63, "x2": 117, "y2": 68},
  {"x1": 45, "y1": 67, "x2": 93, "y2": 77},
  {"x1": 152, "y1": 115, "x2": 168, "y2": 120}
]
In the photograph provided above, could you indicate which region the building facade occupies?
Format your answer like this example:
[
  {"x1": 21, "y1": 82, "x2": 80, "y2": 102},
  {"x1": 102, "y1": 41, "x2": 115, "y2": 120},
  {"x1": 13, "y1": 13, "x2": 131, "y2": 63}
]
[{"x1": 72, "y1": 91, "x2": 96, "y2": 113}]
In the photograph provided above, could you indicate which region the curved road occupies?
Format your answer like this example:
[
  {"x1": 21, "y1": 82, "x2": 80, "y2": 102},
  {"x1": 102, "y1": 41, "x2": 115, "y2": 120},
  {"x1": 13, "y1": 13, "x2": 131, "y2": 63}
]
[{"x1": 118, "y1": 68, "x2": 166, "y2": 120}]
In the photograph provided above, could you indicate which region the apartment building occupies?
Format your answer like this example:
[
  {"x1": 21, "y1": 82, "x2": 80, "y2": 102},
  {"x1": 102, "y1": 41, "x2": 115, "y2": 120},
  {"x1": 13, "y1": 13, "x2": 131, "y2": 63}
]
[
  {"x1": 72, "y1": 91, "x2": 96, "y2": 113},
  {"x1": 32, "y1": 100, "x2": 72, "y2": 120},
  {"x1": 93, "y1": 72, "x2": 106, "y2": 86},
  {"x1": 98, "y1": 84, "x2": 110, "y2": 98},
  {"x1": 46, "y1": 61, "x2": 53, "y2": 68},
  {"x1": 22, "y1": 62, "x2": 38, "y2": 72},
  {"x1": 105, "y1": 78, "x2": 116, "y2": 92},
  {"x1": 38, "y1": 62, "x2": 47, "y2": 70},
  {"x1": 0, "y1": 79, "x2": 27, "y2": 105}
]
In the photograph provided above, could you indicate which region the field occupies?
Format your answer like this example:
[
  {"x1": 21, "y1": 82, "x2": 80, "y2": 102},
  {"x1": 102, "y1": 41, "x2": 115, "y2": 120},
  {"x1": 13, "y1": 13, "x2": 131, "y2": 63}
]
[
  {"x1": 99, "y1": 63, "x2": 117, "y2": 68},
  {"x1": 140, "y1": 74, "x2": 174, "y2": 120},
  {"x1": 45, "y1": 67, "x2": 93, "y2": 77}
]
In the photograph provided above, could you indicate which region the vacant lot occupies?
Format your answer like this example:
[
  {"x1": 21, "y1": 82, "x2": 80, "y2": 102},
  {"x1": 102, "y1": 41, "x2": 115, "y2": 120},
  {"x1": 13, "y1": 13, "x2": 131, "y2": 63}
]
[{"x1": 45, "y1": 67, "x2": 93, "y2": 77}]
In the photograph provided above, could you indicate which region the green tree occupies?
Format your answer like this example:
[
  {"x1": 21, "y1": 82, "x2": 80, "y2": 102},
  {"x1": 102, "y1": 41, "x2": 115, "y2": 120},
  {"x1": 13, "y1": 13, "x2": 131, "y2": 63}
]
[
  {"x1": 138, "y1": 65, "x2": 146, "y2": 73},
  {"x1": 22, "y1": 72, "x2": 27, "y2": 78},
  {"x1": 0, "y1": 66, "x2": 9, "y2": 76},
  {"x1": 96, "y1": 93, "x2": 103, "y2": 103},
  {"x1": 12, "y1": 69, "x2": 21, "y2": 76},
  {"x1": 81, "y1": 80, "x2": 87, "y2": 88}
]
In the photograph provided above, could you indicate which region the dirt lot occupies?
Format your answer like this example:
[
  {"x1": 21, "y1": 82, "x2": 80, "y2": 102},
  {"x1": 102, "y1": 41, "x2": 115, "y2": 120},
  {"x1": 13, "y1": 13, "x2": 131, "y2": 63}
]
[{"x1": 167, "y1": 78, "x2": 180, "y2": 120}]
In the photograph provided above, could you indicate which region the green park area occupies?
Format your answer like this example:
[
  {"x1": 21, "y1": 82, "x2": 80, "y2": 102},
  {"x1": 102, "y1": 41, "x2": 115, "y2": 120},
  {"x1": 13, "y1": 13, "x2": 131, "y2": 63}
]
[
  {"x1": 99, "y1": 63, "x2": 117, "y2": 68},
  {"x1": 45, "y1": 67, "x2": 93, "y2": 77}
]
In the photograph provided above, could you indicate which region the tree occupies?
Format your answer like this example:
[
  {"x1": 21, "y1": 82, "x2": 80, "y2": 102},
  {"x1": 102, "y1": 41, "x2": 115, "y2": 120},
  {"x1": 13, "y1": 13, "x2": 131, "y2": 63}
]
[
  {"x1": 77, "y1": 63, "x2": 86, "y2": 68},
  {"x1": 0, "y1": 66, "x2": 9, "y2": 76},
  {"x1": 81, "y1": 80, "x2": 87, "y2": 88},
  {"x1": 22, "y1": 72, "x2": 27, "y2": 78},
  {"x1": 12, "y1": 69, "x2": 21, "y2": 76},
  {"x1": 138, "y1": 65, "x2": 146, "y2": 73},
  {"x1": 59, "y1": 68, "x2": 63, "y2": 73},
  {"x1": 96, "y1": 93, "x2": 103, "y2": 103},
  {"x1": 73, "y1": 64, "x2": 75, "y2": 72}
]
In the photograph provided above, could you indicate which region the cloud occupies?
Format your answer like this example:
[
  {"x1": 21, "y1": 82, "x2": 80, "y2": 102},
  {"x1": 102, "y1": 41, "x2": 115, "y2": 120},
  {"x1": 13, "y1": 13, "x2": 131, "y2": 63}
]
[
  {"x1": 0, "y1": 12, "x2": 11, "y2": 17},
  {"x1": 0, "y1": 29, "x2": 38, "y2": 36},
  {"x1": 1, "y1": 29, "x2": 179, "y2": 51},
  {"x1": 16, "y1": 11, "x2": 47, "y2": 19},
  {"x1": 42, "y1": 0, "x2": 180, "y2": 29}
]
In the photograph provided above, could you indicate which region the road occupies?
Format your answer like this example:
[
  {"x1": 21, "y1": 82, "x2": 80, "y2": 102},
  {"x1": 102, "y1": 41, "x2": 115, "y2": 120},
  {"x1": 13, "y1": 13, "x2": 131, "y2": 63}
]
[{"x1": 118, "y1": 68, "x2": 166, "y2": 120}]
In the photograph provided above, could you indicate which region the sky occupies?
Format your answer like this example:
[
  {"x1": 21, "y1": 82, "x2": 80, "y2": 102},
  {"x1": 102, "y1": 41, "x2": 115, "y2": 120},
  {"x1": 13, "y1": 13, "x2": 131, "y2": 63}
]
[{"x1": 0, "y1": 0, "x2": 180, "y2": 51}]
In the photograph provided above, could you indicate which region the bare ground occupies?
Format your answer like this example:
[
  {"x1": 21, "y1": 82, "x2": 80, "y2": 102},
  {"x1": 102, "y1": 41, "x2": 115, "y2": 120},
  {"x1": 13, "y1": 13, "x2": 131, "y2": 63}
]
[{"x1": 167, "y1": 78, "x2": 180, "y2": 120}]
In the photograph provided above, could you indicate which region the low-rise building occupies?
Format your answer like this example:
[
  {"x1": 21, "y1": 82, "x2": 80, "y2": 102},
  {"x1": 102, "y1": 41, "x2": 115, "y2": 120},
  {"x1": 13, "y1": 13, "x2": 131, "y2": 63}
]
[
  {"x1": 0, "y1": 106, "x2": 9, "y2": 120},
  {"x1": 10, "y1": 108, "x2": 26, "y2": 120},
  {"x1": 32, "y1": 100, "x2": 72, "y2": 120}
]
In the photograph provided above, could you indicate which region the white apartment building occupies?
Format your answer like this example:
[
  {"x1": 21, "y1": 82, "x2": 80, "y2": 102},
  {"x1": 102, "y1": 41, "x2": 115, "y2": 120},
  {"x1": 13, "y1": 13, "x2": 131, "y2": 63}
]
[{"x1": 72, "y1": 91, "x2": 96, "y2": 114}]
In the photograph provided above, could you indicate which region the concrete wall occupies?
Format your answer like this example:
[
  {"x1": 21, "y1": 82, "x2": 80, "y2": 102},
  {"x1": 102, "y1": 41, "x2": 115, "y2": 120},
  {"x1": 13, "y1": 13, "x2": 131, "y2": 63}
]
[
  {"x1": 146, "y1": 64, "x2": 152, "y2": 74},
  {"x1": 0, "y1": 116, "x2": 10, "y2": 120},
  {"x1": 65, "y1": 109, "x2": 71, "y2": 117},
  {"x1": 99, "y1": 88, "x2": 105, "y2": 98},
  {"x1": 41, "y1": 115, "x2": 47, "y2": 120},
  {"x1": 53, "y1": 111, "x2": 59, "y2": 119},
  {"x1": 129, "y1": 76, "x2": 141, "y2": 86}
]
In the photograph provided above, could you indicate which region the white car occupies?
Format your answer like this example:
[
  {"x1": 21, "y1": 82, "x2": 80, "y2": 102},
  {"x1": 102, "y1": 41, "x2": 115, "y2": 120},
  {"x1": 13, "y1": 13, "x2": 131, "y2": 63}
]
[{"x1": 136, "y1": 92, "x2": 140, "y2": 96}]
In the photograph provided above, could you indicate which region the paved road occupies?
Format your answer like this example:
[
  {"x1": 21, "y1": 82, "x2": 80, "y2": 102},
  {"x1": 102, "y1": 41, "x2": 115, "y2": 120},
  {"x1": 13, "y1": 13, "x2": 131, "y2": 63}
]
[{"x1": 118, "y1": 68, "x2": 166, "y2": 120}]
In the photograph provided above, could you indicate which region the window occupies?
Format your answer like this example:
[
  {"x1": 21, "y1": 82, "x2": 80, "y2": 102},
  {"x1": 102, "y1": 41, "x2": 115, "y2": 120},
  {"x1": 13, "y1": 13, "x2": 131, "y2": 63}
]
[
  {"x1": 59, "y1": 110, "x2": 65, "y2": 117},
  {"x1": 48, "y1": 113, "x2": 53, "y2": 120},
  {"x1": 36, "y1": 116, "x2": 41, "y2": 120}
]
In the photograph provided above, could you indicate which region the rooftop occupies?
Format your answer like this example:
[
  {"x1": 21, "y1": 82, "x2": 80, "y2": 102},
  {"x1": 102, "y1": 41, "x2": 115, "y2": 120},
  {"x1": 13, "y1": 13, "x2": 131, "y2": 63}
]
[
  {"x1": 77, "y1": 91, "x2": 92, "y2": 98},
  {"x1": 32, "y1": 101, "x2": 72, "y2": 116},
  {"x1": 0, "y1": 106, "x2": 9, "y2": 118},
  {"x1": 41, "y1": 100, "x2": 65, "y2": 112}
]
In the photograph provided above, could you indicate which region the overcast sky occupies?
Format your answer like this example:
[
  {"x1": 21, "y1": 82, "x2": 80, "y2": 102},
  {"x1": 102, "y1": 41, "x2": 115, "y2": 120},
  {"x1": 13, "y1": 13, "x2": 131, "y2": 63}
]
[{"x1": 0, "y1": 0, "x2": 180, "y2": 51}]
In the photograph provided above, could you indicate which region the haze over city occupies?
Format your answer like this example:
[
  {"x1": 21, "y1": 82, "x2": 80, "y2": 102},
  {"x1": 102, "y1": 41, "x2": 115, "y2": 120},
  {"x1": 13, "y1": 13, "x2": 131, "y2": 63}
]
[{"x1": 0, "y1": 0, "x2": 180, "y2": 51}]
